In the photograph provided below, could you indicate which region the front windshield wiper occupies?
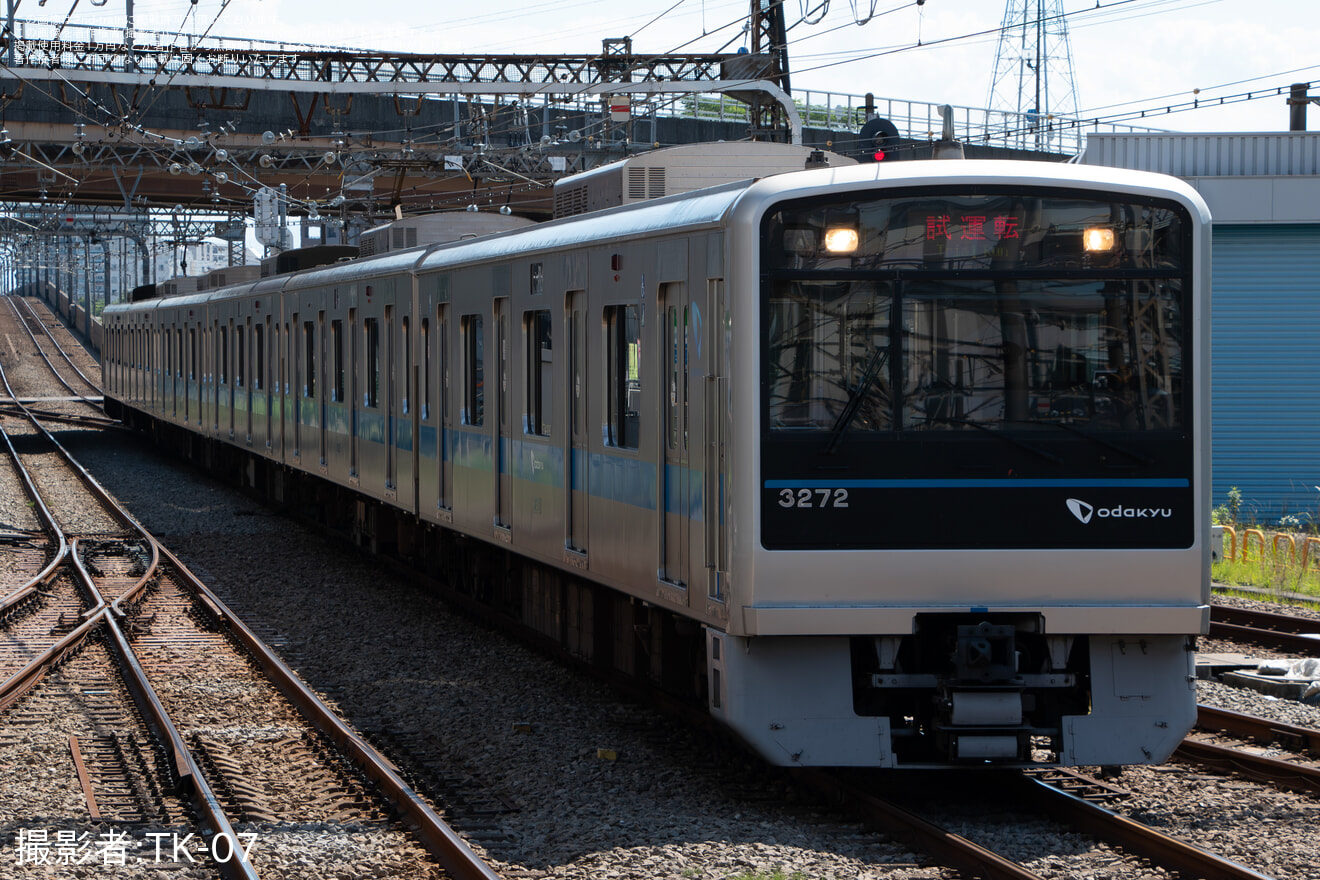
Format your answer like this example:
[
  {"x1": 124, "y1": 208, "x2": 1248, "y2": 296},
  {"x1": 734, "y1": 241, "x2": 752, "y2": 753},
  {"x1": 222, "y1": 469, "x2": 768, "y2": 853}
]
[
  {"x1": 916, "y1": 415, "x2": 1062, "y2": 466},
  {"x1": 1004, "y1": 418, "x2": 1155, "y2": 467},
  {"x1": 822, "y1": 347, "x2": 889, "y2": 455}
]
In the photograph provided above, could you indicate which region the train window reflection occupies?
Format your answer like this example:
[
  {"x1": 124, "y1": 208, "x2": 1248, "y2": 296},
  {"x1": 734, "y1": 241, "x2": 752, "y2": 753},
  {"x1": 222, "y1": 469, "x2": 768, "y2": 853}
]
[
  {"x1": 766, "y1": 280, "x2": 893, "y2": 433},
  {"x1": 365, "y1": 318, "x2": 380, "y2": 408},
  {"x1": 901, "y1": 279, "x2": 1182, "y2": 432},
  {"x1": 462, "y1": 314, "x2": 483, "y2": 426},
  {"x1": 605, "y1": 304, "x2": 640, "y2": 449}
]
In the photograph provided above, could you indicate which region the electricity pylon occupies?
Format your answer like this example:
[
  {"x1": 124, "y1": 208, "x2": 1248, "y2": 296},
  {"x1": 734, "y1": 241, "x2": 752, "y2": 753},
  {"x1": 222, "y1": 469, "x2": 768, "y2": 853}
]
[{"x1": 986, "y1": 0, "x2": 1080, "y2": 151}]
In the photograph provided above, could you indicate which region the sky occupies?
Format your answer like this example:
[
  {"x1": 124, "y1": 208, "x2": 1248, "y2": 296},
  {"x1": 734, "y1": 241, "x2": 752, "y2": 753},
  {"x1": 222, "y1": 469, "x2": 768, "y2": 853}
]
[{"x1": 9, "y1": 0, "x2": 1319, "y2": 136}]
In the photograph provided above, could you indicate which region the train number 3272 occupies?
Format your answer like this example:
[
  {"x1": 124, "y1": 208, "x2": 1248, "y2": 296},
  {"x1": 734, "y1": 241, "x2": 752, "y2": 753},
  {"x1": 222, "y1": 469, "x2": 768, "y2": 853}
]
[{"x1": 777, "y1": 488, "x2": 849, "y2": 508}]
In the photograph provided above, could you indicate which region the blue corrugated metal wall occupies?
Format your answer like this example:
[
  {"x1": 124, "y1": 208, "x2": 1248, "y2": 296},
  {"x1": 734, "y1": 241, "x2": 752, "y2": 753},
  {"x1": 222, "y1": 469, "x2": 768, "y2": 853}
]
[{"x1": 1212, "y1": 224, "x2": 1320, "y2": 524}]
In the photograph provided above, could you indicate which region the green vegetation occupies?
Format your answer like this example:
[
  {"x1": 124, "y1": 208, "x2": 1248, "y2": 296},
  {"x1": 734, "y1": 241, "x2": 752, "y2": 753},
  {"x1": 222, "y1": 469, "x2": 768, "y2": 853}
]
[
  {"x1": 1212, "y1": 554, "x2": 1320, "y2": 598},
  {"x1": 1212, "y1": 486, "x2": 1320, "y2": 598},
  {"x1": 1211, "y1": 486, "x2": 1242, "y2": 526}
]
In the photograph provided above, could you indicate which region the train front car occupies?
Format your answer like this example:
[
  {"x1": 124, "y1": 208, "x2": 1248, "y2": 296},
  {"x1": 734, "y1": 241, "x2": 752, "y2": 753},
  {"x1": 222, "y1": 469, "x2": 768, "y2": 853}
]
[{"x1": 711, "y1": 161, "x2": 1210, "y2": 768}]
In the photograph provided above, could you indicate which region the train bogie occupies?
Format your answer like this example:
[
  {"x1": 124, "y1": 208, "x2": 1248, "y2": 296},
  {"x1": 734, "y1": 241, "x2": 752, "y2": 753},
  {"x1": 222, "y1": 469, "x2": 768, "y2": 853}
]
[{"x1": 104, "y1": 158, "x2": 1211, "y2": 769}]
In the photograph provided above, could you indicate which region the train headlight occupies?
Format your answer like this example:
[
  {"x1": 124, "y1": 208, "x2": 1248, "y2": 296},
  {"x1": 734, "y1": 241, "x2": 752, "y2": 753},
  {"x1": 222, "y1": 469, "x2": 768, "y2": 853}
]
[
  {"x1": 1083, "y1": 226, "x2": 1116, "y2": 252},
  {"x1": 823, "y1": 226, "x2": 859, "y2": 254}
]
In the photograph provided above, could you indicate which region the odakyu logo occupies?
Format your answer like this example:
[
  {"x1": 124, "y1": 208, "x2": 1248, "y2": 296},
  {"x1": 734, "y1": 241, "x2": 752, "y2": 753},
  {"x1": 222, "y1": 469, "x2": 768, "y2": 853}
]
[
  {"x1": 1066, "y1": 498, "x2": 1172, "y2": 524},
  {"x1": 1066, "y1": 499, "x2": 1094, "y2": 524}
]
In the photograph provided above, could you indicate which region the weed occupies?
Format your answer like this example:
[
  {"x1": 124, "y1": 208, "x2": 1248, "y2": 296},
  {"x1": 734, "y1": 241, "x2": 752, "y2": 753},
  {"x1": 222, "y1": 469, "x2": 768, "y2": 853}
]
[{"x1": 1212, "y1": 531, "x2": 1320, "y2": 599}]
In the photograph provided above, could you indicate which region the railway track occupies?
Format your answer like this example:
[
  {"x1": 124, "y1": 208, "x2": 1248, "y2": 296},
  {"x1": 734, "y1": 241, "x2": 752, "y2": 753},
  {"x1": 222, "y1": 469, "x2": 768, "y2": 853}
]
[
  {"x1": 1209, "y1": 604, "x2": 1320, "y2": 655},
  {"x1": 0, "y1": 295, "x2": 118, "y2": 431},
  {"x1": 1174, "y1": 704, "x2": 1320, "y2": 796},
  {"x1": 4, "y1": 293, "x2": 103, "y2": 406},
  {"x1": 788, "y1": 764, "x2": 1276, "y2": 880},
  {"x1": 0, "y1": 320, "x2": 501, "y2": 880}
]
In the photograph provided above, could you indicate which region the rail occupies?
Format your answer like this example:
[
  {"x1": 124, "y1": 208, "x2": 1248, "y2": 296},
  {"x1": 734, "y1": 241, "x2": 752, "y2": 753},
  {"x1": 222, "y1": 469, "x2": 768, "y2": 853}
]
[
  {"x1": 1178, "y1": 705, "x2": 1320, "y2": 796},
  {"x1": 1208, "y1": 604, "x2": 1320, "y2": 654},
  {"x1": 1015, "y1": 773, "x2": 1274, "y2": 880}
]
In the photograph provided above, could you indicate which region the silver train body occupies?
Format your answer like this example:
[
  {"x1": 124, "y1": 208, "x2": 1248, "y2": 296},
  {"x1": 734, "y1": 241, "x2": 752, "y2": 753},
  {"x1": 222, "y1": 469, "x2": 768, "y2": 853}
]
[{"x1": 103, "y1": 160, "x2": 1211, "y2": 768}]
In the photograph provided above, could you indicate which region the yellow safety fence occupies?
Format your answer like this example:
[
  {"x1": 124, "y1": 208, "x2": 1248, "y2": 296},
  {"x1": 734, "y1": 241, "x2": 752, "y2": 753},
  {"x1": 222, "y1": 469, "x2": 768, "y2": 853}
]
[{"x1": 1219, "y1": 525, "x2": 1320, "y2": 572}]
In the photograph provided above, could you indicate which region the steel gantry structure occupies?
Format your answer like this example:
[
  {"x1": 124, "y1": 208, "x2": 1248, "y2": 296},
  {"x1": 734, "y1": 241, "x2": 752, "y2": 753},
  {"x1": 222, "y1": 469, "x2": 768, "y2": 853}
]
[{"x1": 0, "y1": 20, "x2": 801, "y2": 220}]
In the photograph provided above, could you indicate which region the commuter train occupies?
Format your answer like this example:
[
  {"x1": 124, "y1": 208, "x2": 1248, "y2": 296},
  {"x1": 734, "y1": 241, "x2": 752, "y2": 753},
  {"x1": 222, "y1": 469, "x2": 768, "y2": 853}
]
[{"x1": 101, "y1": 158, "x2": 1211, "y2": 768}]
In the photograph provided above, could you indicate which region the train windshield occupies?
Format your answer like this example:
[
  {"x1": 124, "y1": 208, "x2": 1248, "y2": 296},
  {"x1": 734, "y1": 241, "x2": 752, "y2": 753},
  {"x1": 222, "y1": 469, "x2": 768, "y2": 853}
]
[
  {"x1": 762, "y1": 191, "x2": 1189, "y2": 437},
  {"x1": 758, "y1": 187, "x2": 1196, "y2": 551}
]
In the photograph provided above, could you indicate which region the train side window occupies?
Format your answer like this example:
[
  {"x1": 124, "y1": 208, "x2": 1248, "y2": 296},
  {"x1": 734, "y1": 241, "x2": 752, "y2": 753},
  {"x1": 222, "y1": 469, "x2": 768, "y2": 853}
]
[
  {"x1": 462, "y1": 313, "x2": 484, "y2": 426},
  {"x1": 437, "y1": 307, "x2": 448, "y2": 423},
  {"x1": 530, "y1": 262, "x2": 544, "y2": 296},
  {"x1": 220, "y1": 326, "x2": 228, "y2": 385},
  {"x1": 605, "y1": 304, "x2": 640, "y2": 450},
  {"x1": 237, "y1": 325, "x2": 246, "y2": 389},
  {"x1": 364, "y1": 317, "x2": 380, "y2": 408},
  {"x1": 524, "y1": 309, "x2": 552, "y2": 436},
  {"x1": 421, "y1": 318, "x2": 430, "y2": 421},
  {"x1": 302, "y1": 321, "x2": 315, "y2": 398},
  {"x1": 254, "y1": 324, "x2": 265, "y2": 391},
  {"x1": 189, "y1": 328, "x2": 197, "y2": 381},
  {"x1": 402, "y1": 315, "x2": 411, "y2": 415},
  {"x1": 331, "y1": 320, "x2": 344, "y2": 402}
]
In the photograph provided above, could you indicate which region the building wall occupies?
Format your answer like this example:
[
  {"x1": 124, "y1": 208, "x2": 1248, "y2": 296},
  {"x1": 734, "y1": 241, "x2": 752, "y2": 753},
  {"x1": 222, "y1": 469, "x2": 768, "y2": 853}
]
[{"x1": 1212, "y1": 225, "x2": 1320, "y2": 523}]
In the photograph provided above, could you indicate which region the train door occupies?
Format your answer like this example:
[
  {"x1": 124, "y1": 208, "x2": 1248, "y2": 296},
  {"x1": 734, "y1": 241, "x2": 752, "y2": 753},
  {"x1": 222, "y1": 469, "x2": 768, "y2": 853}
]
[
  {"x1": 178, "y1": 326, "x2": 185, "y2": 421},
  {"x1": 565, "y1": 289, "x2": 588, "y2": 558},
  {"x1": 318, "y1": 310, "x2": 327, "y2": 467},
  {"x1": 494, "y1": 296, "x2": 511, "y2": 533},
  {"x1": 704, "y1": 278, "x2": 727, "y2": 605},
  {"x1": 349, "y1": 307, "x2": 358, "y2": 478},
  {"x1": 216, "y1": 320, "x2": 225, "y2": 436},
  {"x1": 187, "y1": 326, "x2": 196, "y2": 425},
  {"x1": 436, "y1": 304, "x2": 451, "y2": 514},
  {"x1": 659, "y1": 282, "x2": 690, "y2": 590},
  {"x1": 167, "y1": 323, "x2": 176, "y2": 418},
  {"x1": 397, "y1": 308, "x2": 418, "y2": 511},
  {"x1": 326, "y1": 314, "x2": 346, "y2": 470},
  {"x1": 178, "y1": 326, "x2": 185, "y2": 422},
  {"x1": 360, "y1": 302, "x2": 386, "y2": 489},
  {"x1": 242, "y1": 318, "x2": 252, "y2": 443},
  {"x1": 277, "y1": 322, "x2": 287, "y2": 460},
  {"x1": 300, "y1": 314, "x2": 319, "y2": 464},
  {"x1": 262, "y1": 317, "x2": 272, "y2": 448},
  {"x1": 291, "y1": 313, "x2": 302, "y2": 458},
  {"x1": 385, "y1": 304, "x2": 396, "y2": 495},
  {"x1": 227, "y1": 317, "x2": 237, "y2": 439}
]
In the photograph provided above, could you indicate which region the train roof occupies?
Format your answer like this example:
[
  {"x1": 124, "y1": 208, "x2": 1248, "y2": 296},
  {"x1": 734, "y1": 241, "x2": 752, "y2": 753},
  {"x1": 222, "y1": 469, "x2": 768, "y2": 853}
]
[
  {"x1": 415, "y1": 180, "x2": 751, "y2": 273},
  {"x1": 105, "y1": 159, "x2": 1210, "y2": 317},
  {"x1": 278, "y1": 247, "x2": 430, "y2": 289},
  {"x1": 733, "y1": 158, "x2": 1212, "y2": 223}
]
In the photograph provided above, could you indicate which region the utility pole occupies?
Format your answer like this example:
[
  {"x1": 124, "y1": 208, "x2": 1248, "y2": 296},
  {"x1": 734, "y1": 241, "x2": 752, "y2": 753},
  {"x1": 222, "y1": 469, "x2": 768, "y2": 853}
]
[
  {"x1": 731, "y1": 0, "x2": 792, "y2": 141},
  {"x1": 1289, "y1": 83, "x2": 1318, "y2": 131}
]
